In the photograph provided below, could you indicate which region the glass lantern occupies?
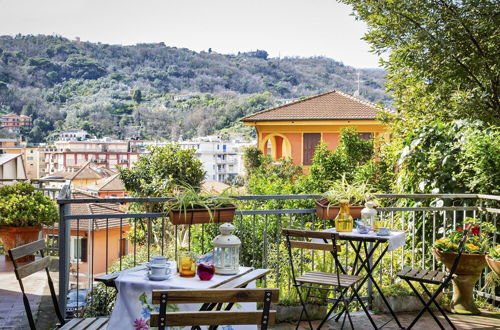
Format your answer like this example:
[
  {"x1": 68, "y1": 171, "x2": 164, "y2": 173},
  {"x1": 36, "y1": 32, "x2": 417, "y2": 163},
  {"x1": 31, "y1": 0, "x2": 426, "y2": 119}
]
[{"x1": 212, "y1": 223, "x2": 241, "y2": 275}]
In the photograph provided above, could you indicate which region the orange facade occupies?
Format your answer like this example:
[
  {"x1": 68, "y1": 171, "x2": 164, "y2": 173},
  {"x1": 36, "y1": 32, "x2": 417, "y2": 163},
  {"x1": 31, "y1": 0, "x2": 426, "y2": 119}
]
[{"x1": 255, "y1": 120, "x2": 386, "y2": 167}]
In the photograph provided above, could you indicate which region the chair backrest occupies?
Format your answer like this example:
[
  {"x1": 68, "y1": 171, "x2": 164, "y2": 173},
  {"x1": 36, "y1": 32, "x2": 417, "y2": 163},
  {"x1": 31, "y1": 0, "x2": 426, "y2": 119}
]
[
  {"x1": 150, "y1": 288, "x2": 279, "y2": 330},
  {"x1": 8, "y1": 239, "x2": 65, "y2": 329},
  {"x1": 282, "y1": 228, "x2": 344, "y2": 288},
  {"x1": 447, "y1": 228, "x2": 470, "y2": 277}
]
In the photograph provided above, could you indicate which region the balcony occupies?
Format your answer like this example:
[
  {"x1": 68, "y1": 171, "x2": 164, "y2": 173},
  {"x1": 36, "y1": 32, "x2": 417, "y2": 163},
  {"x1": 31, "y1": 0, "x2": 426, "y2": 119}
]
[{"x1": 1, "y1": 186, "x2": 499, "y2": 328}]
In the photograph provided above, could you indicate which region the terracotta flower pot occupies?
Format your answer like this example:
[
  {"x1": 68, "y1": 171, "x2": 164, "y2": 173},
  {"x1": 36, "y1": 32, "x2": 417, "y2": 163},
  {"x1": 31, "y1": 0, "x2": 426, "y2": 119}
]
[
  {"x1": 486, "y1": 256, "x2": 500, "y2": 276},
  {"x1": 0, "y1": 226, "x2": 42, "y2": 262},
  {"x1": 168, "y1": 205, "x2": 236, "y2": 225},
  {"x1": 433, "y1": 249, "x2": 487, "y2": 315},
  {"x1": 315, "y1": 200, "x2": 363, "y2": 220}
]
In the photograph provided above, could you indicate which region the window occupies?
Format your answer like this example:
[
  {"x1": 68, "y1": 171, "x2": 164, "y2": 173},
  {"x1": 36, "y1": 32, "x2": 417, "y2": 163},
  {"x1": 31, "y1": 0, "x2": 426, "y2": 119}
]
[
  {"x1": 119, "y1": 238, "x2": 128, "y2": 257},
  {"x1": 303, "y1": 133, "x2": 321, "y2": 166},
  {"x1": 70, "y1": 236, "x2": 87, "y2": 262},
  {"x1": 359, "y1": 133, "x2": 373, "y2": 141}
]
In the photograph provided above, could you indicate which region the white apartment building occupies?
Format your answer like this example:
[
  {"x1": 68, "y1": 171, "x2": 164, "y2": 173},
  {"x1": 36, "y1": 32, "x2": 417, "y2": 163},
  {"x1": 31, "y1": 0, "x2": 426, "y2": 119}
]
[
  {"x1": 58, "y1": 129, "x2": 89, "y2": 141},
  {"x1": 178, "y1": 136, "x2": 253, "y2": 183}
]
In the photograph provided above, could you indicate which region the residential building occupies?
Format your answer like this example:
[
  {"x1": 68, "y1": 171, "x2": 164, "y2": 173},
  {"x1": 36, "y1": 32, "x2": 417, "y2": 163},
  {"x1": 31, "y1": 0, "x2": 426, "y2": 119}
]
[
  {"x1": 85, "y1": 173, "x2": 128, "y2": 198},
  {"x1": 48, "y1": 162, "x2": 115, "y2": 189},
  {"x1": 45, "y1": 138, "x2": 140, "y2": 174},
  {"x1": 43, "y1": 191, "x2": 132, "y2": 288},
  {"x1": 241, "y1": 90, "x2": 388, "y2": 167},
  {"x1": 178, "y1": 136, "x2": 252, "y2": 183},
  {"x1": 58, "y1": 129, "x2": 89, "y2": 141},
  {"x1": 1, "y1": 113, "x2": 32, "y2": 132},
  {"x1": 0, "y1": 153, "x2": 27, "y2": 181}
]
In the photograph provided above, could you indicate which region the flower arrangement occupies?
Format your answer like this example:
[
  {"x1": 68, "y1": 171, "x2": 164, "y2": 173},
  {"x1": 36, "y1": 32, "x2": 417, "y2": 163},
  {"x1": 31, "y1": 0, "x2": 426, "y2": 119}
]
[{"x1": 433, "y1": 217, "x2": 495, "y2": 255}]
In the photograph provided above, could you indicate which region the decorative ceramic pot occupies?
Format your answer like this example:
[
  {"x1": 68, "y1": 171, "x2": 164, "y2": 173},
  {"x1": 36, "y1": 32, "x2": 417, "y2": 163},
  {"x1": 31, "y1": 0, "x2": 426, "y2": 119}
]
[
  {"x1": 486, "y1": 256, "x2": 500, "y2": 276},
  {"x1": 434, "y1": 249, "x2": 487, "y2": 314},
  {"x1": 168, "y1": 205, "x2": 236, "y2": 225},
  {"x1": 0, "y1": 226, "x2": 42, "y2": 262},
  {"x1": 315, "y1": 200, "x2": 363, "y2": 220}
]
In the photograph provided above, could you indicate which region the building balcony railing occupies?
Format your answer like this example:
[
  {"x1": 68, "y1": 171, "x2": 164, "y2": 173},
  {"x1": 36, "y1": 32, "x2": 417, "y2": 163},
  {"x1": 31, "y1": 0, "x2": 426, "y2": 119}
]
[{"x1": 53, "y1": 188, "x2": 500, "y2": 318}]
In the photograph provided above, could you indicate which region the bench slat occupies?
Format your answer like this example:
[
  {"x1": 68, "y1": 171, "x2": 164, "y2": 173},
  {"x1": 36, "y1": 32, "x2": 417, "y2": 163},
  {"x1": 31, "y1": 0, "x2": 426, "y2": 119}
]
[
  {"x1": 16, "y1": 256, "x2": 51, "y2": 279},
  {"x1": 216, "y1": 269, "x2": 269, "y2": 289},
  {"x1": 9, "y1": 239, "x2": 45, "y2": 260},
  {"x1": 84, "y1": 318, "x2": 109, "y2": 330},
  {"x1": 150, "y1": 311, "x2": 276, "y2": 326},
  {"x1": 152, "y1": 288, "x2": 279, "y2": 304}
]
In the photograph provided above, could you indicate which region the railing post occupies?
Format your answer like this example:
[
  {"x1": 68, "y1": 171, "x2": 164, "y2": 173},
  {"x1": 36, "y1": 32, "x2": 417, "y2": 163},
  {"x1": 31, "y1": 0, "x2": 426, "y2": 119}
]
[{"x1": 58, "y1": 184, "x2": 71, "y2": 318}]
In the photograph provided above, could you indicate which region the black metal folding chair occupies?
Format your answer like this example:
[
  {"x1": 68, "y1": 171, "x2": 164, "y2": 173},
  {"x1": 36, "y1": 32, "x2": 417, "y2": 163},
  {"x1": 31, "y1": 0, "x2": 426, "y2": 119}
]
[
  {"x1": 397, "y1": 228, "x2": 470, "y2": 330},
  {"x1": 283, "y1": 228, "x2": 370, "y2": 330}
]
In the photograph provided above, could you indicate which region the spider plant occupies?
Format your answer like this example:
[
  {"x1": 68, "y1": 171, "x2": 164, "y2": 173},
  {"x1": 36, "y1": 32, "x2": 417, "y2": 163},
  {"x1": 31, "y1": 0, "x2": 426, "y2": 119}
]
[{"x1": 321, "y1": 176, "x2": 377, "y2": 206}]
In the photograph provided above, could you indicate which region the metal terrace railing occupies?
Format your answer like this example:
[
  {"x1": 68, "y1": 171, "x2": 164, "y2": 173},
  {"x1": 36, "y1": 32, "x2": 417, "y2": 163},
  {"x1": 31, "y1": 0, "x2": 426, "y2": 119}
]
[{"x1": 55, "y1": 188, "x2": 500, "y2": 317}]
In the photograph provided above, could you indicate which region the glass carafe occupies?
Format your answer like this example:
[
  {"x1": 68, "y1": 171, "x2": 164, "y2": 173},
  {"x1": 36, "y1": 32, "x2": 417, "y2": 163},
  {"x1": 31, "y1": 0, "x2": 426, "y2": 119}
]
[{"x1": 335, "y1": 200, "x2": 353, "y2": 232}]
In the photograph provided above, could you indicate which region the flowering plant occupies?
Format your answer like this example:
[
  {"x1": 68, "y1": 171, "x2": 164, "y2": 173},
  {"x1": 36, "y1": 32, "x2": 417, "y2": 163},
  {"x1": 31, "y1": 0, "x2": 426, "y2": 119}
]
[
  {"x1": 433, "y1": 217, "x2": 495, "y2": 255},
  {"x1": 488, "y1": 245, "x2": 500, "y2": 261}
]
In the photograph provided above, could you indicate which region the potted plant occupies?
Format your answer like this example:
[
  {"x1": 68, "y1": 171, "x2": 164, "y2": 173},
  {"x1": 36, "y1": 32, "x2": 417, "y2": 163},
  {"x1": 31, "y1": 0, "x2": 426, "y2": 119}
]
[
  {"x1": 166, "y1": 185, "x2": 236, "y2": 225},
  {"x1": 486, "y1": 244, "x2": 500, "y2": 276},
  {"x1": 0, "y1": 182, "x2": 58, "y2": 262},
  {"x1": 433, "y1": 217, "x2": 495, "y2": 315},
  {"x1": 315, "y1": 177, "x2": 376, "y2": 220}
]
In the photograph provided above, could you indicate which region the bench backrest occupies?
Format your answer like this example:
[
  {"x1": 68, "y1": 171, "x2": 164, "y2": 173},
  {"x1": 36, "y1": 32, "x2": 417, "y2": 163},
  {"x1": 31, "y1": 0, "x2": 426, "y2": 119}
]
[{"x1": 150, "y1": 288, "x2": 279, "y2": 330}]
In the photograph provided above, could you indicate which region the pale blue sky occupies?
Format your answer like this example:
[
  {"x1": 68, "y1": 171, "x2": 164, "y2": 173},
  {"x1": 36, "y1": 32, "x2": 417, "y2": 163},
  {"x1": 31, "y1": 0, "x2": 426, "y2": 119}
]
[{"x1": 0, "y1": 0, "x2": 381, "y2": 68}]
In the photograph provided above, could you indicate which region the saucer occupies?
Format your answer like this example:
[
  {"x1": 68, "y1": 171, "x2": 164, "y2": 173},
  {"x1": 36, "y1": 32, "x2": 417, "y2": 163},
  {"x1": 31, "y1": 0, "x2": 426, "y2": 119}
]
[
  {"x1": 147, "y1": 273, "x2": 171, "y2": 281},
  {"x1": 376, "y1": 231, "x2": 391, "y2": 236}
]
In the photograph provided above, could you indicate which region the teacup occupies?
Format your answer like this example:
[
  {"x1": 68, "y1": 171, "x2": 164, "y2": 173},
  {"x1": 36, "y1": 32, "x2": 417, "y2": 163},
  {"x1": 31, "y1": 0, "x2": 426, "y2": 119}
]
[
  {"x1": 149, "y1": 264, "x2": 172, "y2": 277},
  {"x1": 378, "y1": 227, "x2": 390, "y2": 236},
  {"x1": 151, "y1": 256, "x2": 168, "y2": 265}
]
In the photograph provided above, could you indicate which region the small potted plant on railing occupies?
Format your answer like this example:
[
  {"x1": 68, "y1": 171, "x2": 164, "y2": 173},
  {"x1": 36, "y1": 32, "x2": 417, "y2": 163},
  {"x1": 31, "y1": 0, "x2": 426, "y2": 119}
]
[
  {"x1": 486, "y1": 244, "x2": 500, "y2": 276},
  {"x1": 315, "y1": 177, "x2": 377, "y2": 220},
  {"x1": 165, "y1": 185, "x2": 236, "y2": 225},
  {"x1": 0, "y1": 182, "x2": 58, "y2": 261},
  {"x1": 433, "y1": 217, "x2": 495, "y2": 315}
]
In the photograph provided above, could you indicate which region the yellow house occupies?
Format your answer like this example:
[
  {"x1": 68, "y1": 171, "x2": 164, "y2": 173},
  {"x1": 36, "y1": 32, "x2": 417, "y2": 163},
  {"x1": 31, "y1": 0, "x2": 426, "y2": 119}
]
[
  {"x1": 49, "y1": 161, "x2": 115, "y2": 189},
  {"x1": 241, "y1": 90, "x2": 387, "y2": 167}
]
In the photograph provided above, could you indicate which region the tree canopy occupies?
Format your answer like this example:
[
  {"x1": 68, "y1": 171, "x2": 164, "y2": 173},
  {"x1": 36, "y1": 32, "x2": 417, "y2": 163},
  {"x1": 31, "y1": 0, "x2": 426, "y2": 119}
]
[{"x1": 342, "y1": 0, "x2": 500, "y2": 125}]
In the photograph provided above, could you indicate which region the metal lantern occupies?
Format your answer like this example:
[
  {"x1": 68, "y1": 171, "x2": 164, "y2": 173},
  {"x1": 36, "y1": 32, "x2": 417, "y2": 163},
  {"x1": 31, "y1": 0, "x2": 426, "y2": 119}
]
[{"x1": 212, "y1": 223, "x2": 241, "y2": 275}]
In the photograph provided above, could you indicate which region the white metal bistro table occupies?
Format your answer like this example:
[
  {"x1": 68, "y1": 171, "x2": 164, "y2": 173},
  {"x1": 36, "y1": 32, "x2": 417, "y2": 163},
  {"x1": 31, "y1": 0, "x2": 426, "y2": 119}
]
[
  {"x1": 107, "y1": 266, "x2": 257, "y2": 329},
  {"x1": 320, "y1": 228, "x2": 406, "y2": 329}
]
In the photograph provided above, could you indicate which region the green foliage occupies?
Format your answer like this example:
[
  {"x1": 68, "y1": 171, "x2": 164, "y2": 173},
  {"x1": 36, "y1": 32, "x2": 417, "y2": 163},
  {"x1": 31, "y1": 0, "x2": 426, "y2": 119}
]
[
  {"x1": 243, "y1": 146, "x2": 264, "y2": 175},
  {"x1": 118, "y1": 144, "x2": 206, "y2": 197},
  {"x1": 0, "y1": 182, "x2": 58, "y2": 227},
  {"x1": 342, "y1": 0, "x2": 500, "y2": 125},
  {"x1": 397, "y1": 120, "x2": 500, "y2": 194},
  {"x1": 165, "y1": 185, "x2": 233, "y2": 218},
  {"x1": 0, "y1": 34, "x2": 389, "y2": 141},
  {"x1": 321, "y1": 176, "x2": 377, "y2": 206},
  {"x1": 310, "y1": 128, "x2": 374, "y2": 190}
]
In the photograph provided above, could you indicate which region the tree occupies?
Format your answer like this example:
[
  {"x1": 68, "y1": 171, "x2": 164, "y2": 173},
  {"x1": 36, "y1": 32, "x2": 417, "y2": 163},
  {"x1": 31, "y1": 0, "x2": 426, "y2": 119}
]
[
  {"x1": 132, "y1": 89, "x2": 142, "y2": 103},
  {"x1": 341, "y1": 0, "x2": 500, "y2": 125},
  {"x1": 117, "y1": 144, "x2": 206, "y2": 197}
]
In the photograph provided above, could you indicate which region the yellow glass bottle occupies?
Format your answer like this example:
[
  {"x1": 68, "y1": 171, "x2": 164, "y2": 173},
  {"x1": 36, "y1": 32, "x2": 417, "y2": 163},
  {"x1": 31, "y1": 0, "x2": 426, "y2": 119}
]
[{"x1": 335, "y1": 200, "x2": 353, "y2": 232}]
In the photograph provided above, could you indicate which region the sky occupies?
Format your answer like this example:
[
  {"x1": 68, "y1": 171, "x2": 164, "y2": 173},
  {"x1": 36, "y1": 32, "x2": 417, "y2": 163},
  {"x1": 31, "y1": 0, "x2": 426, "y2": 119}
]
[{"x1": 0, "y1": 0, "x2": 381, "y2": 68}]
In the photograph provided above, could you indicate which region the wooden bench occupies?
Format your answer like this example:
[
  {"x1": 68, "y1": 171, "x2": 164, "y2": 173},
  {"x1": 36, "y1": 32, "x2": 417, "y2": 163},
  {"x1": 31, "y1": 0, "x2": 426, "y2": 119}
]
[{"x1": 59, "y1": 317, "x2": 109, "y2": 330}]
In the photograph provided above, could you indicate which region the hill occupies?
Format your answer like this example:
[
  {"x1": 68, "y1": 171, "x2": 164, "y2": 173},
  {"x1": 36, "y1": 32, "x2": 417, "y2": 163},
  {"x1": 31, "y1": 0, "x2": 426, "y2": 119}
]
[{"x1": 0, "y1": 34, "x2": 389, "y2": 142}]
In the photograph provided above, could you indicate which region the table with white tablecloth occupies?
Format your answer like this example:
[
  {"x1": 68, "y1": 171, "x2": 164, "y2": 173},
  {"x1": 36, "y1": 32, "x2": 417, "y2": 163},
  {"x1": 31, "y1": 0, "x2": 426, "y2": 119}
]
[{"x1": 107, "y1": 266, "x2": 256, "y2": 329}]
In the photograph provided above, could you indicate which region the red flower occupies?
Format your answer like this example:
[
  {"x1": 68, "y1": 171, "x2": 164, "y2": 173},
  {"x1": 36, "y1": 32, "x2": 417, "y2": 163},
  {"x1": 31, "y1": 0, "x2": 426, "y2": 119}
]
[
  {"x1": 470, "y1": 225, "x2": 480, "y2": 236},
  {"x1": 457, "y1": 227, "x2": 463, "y2": 231}
]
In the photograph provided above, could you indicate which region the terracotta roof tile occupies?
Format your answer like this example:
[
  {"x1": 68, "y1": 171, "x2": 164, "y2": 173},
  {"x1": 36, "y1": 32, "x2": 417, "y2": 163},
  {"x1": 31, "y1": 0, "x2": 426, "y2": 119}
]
[
  {"x1": 241, "y1": 90, "x2": 383, "y2": 122},
  {"x1": 89, "y1": 174, "x2": 126, "y2": 192}
]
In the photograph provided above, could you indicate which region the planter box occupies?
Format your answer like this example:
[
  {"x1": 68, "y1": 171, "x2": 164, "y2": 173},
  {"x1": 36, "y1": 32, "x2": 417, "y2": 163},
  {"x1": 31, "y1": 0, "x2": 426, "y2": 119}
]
[
  {"x1": 315, "y1": 200, "x2": 363, "y2": 220},
  {"x1": 373, "y1": 294, "x2": 442, "y2": 313},
  {"x1": 272, "y1": 303, "x2": 327, "y2": 322},
  {"x1": 168, "y1": 205, "x2": 236, "y2": 225},
  {"x1": 0, "y1": 226, "x2": 42, "y2": 262}
]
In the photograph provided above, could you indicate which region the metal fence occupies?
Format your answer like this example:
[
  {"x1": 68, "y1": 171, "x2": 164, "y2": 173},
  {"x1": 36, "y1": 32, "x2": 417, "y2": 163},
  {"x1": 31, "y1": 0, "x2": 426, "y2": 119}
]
[{"x1": 55, "y1": 187, "x2": 500, "y2": 316}]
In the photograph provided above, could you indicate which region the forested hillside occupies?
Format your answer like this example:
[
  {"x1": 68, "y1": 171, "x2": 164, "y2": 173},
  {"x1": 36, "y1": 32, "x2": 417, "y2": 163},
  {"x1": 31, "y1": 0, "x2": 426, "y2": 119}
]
[{"x1": 0, "y1": 35, "x2": 388, "y2": 142}]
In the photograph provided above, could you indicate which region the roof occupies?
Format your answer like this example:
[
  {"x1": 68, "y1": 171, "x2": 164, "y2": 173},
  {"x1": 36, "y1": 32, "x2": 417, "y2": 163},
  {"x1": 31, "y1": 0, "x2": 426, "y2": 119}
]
[
  {"x1": 90, "y1": 174, "x2": 126, "y2": 192},
  {"x1": 50, "y1": 191, "x2": 129, "y2": 231},
  {"x1": 0, "y1": 153, "x2": 21, "y2": 166},
  {"x1": 51, "y1": 162, "x2": 115, "y2": 181},
  {"x1": 241, "y1": 90, "x2": 383, "y2": 122}
]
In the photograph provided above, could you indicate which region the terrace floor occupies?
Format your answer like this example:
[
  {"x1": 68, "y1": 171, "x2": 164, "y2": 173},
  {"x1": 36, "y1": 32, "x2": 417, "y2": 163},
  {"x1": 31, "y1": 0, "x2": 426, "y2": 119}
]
[{"x1": 0, "y1": 254, "x2": 499, "y2": 329}]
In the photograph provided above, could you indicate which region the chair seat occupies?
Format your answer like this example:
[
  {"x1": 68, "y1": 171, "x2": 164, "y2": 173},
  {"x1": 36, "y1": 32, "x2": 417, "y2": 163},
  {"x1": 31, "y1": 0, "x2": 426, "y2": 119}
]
[
  {"x1": 296, "y1": 271, "x2": 362, "y2": 288},
  {"x1": 397, "y1": 267, "x2": 450, "y2": 284},
  {"x1": 60, "y1": 317, "x2": 109, "y2": 330}
]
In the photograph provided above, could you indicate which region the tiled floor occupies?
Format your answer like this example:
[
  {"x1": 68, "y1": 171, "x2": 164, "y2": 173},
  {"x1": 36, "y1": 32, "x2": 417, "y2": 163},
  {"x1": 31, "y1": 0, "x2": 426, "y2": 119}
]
[{"x1": 0, "y1": 255, "x2": 49, "y2": 329}]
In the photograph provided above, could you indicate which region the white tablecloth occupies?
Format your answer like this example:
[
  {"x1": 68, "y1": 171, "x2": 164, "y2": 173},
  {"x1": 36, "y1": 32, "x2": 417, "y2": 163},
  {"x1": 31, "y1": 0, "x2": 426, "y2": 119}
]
[
  {"x1": 321, "y1": 228, "x2": 406, "y2": 251},
  {"x1": 107, "y1": 266, "x2": 256, "y2": 329}
]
